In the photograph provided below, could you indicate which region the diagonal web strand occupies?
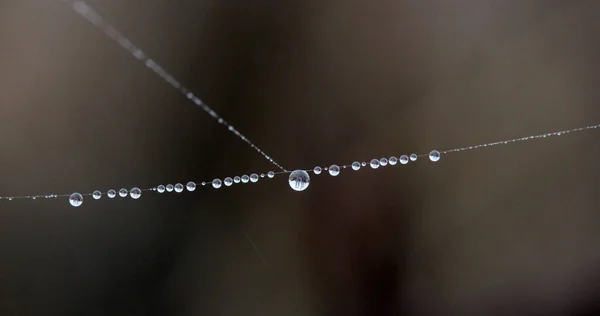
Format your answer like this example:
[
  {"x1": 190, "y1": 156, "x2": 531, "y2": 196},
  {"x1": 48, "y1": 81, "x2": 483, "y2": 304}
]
[{"x1": 62, "y1": 0, "x2": 288, "y2": 172}]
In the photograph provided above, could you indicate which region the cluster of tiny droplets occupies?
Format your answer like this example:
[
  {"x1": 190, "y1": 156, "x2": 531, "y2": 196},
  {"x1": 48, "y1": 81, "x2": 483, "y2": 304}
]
[{"x1": 64, "y1": 0, "x2": 287, "y2": 172}]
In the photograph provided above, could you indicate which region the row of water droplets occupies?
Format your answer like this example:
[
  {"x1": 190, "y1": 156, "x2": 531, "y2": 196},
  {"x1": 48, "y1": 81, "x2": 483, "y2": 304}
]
[
  {"x1": 5, "y1": 120, "x2": 600, "y2": 207},
  {"x1": 64, "y1": 0, "x2": 287, "y2": 172}
]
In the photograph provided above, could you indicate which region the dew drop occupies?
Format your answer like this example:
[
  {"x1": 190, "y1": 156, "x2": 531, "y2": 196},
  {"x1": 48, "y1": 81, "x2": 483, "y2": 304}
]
[
  {"x1": 361, "y1": 162, "x2": 367, "y2": 167},
  {"x1": 410, "y1": 154, "x2": 418, "y2": 161},
  {"x1": 380, "y1": 158, "x2": 388, "y2": 166},
  {"x1": 313, "y1": 166, "x2": 322, "y2": 175},
  {"x1": 389, "y1": 156, "x2": 398, "y2": 165},
  {"x1": 166, "y1": 184, "x2": 174, "y2": 192},
  {"x1": 69, "y1": 193, "x2": 83, "y2": 207},
  {"x1": 260, "y1": 174, "x2": 265, "y2": 178},
  {"x1": 241, "y1": 175, "x2": 250, "y2": 183},
  {"x1": 370, "y1": 159, "x2": 380, "y2": 169},
  {"x1": 130, "y1": 187, "x2": 142, "y2": 199},
  {"x1": 186, "y1": 181, "x2": 196, "y2": 192},
  {"x1": 224, "y1": 177, "x2": 233, "y2": 186},
  {"x1": 212, "y1": 179, "x2": 222, "y2": 189},
  {"x1": 234, "y1": 176, "x2": 241, "y2": 183},
  {"x1": 174, "y1": 183, "x2": 184, "y2": 193},
  {"x1": 429, "y1": 150, "x2": 441, "y2": 162},
  {"x1": 107, "y1": 189, "x2": 116, "y2": 199},
  {"x1": 328, "y1": 165, "x2": 340, "y2": 176},
  {"x1": 157, "y1": 185, "x2": 165, "y2": 193},
  {"x1": 400, "y1": 155, "x2": 409, "y2": 164},
  {"x1": 288, "y1": 170, "x2": 310, "y2": 191},
  {"x1": 250, "y1": 174, "x2": 259, "y2": 183},
  {"x1": 92, "y1": 190, "x2": 102, "y2": 200},
  {"x1": 119, "y1": 188, "x2": 128, "y2": 197},
  {"x1": 267, "y1": 171, "x2": 275, "y2": 178},
  {"x1": 352, "y1": 161, "x2": 361, "y2": 170}
]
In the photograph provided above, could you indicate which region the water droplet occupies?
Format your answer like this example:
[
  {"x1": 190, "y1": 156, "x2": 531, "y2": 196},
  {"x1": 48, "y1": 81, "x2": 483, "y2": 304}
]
[
  {"x1": 351, "y1": 161, "x2": 361, "y2": 170},
  {"x1": 288, "y1": 170, "x2": 310, "y2": 191},
  {"x1": 389, "y1": 156, "x2": 398, "y2": 165},
  {"x1": 130, "y1": 187, "x2": 142, "y2": 199},
  {"x1": 267, "y1": 171, "x2": 275, "y2": 178},
  {"x1": 186, "y1": 182, "x2": 196, "y2": 192},
  {"x1": 166, "y1": 184, "x2": 174, "y2": 192},
  {"x1": 370, "y1": 159, "x2": 380, "y2": 169},
  {"x1": 361, "y1": 162, "x2": 367, "y2": 167},
  {"x1": 250, "y1": 174, "x2": 259, "y2": 183},
  {"x1": 8, "y1": 197, "x2": 13, "y2": 201},
  {"x1": 328, "y1": 165, "x2": 340, "y2": 176},
  {"x1": 400, "y1": 155, "x2": 409, "y2": 164},
  {"x1": 224, "y1": 177, "x2": 233, "y2": 186},
  {"x1": 157, "y1": 185, "x2": 165, "y2": 193},
  {"x1": 69, "y1": 193, "x2": 83, "y2": 207},
  {"x1": 92, "y1": 190, "x2": 102, "y2": 200},
  {"x1": 241, "y1": 175, "x2": 250, "y2": 183},
  {"x1": 174, "y1": 183, "x2": 184, "y2": 193},
  {"x1": 429, "y1": 150, "x2": 441, "y2": 162},
  {"x1": 119, "y1": 188, "x2": 128, "y2": 197},
  {"x1": 234, "y1": 176, "x2": 241, "y2": 183},
  {"x1": 107, "y1": 189, "x2": 116, "y2": 198},
  {"x1": 212, "y1": 179, "x2": 222, "y2": 189},
  {"x1": 313, "y1": 166, "x2": 322, "y2": 175},
  {"x1": 260, "y1": 174, "x2": 265, "y2": 178},
  {"x1": 380, "y1": 158, "x2": 388, "y2": 166},
  {"x1": 410, "y1": 154, "x2": 418, "y2": 161}
]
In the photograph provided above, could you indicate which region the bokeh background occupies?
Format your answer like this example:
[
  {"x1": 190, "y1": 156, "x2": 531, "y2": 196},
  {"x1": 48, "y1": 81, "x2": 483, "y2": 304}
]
[{"x1": 1, "y1": 0, "x2": 600, "y2": 315}]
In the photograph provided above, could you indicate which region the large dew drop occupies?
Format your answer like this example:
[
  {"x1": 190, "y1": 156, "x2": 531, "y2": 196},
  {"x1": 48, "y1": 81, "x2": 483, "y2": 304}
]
[
  {"x1": 130, "y1": 187, "x2": 142, "y2": 199},
  {"x1": 352, "y1": 162, "x2": 361, "y2": 170},
  {"x1": 212, "y1": 179, "x2": 222, "y2": 189},
  {"x1": 370, "y1": 159, "x2": 380, "y2": 169},
  {"x1": 288, "y1": 170, "x2": 310, "y2": 191},
  {"x1": 92, "y1": 190, "x2": 102, "y2": 200},
  {"x1": 328, "y1": 165, "x2": 340, "y2": 176},
  {"x1": 174, "y1": 183, "x2": 184, "y2": 193},
  {"x1": 107, "y1": 189, "x2": 116, "y2": 198},
  {"x1": 69, "y1": 193, "x2": 83, "y2": 207},
  {"x1": 250, "y1": 174, "x2": 259, "y2": 183},
  {"x1": 186, "y1": 182, "x2": 196, "y2": 192}
]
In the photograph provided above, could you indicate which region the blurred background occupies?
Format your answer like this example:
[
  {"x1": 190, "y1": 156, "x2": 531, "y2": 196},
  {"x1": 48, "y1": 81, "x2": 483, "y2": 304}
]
[{"x1": 1, "y1": 0, "x2": 600, "y2": 315}]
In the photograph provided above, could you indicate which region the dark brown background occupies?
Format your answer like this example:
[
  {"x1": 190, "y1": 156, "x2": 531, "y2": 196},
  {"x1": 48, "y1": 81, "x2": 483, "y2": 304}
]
[{"x1": 1, "y1": 0, "x2": 600, "y2": 315}]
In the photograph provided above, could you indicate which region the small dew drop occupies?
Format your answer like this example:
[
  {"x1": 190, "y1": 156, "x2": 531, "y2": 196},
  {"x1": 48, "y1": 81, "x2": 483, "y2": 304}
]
[
  {"x1": 328, "y1": 165, "x2": 340, "y2": 176},
  {"x1": 119, "y1": 188, "x2": 128, "y2": 197},
  {"x1": 361, "y1": 162, "x2": 367, "y2": 167},
  {"x1": 250, "y1": 174, "x2": 259, "y2": 183},
  {"x1": 400, "y1": 155, "x2": 409, "y2": 164},
  {"x1": 234, "y1": 176, "x2": 241, "y2": 183},
  {"x1": 352, "y1": 161, "x2": 361, "y2": 171},
  {"x1": 267, "y1": 171, "x2": 275, "y2": 178},
  {"x1": 69, "y1": 193, "x2": 83, "y2": 207},
  {"x1": 389, "y1": 156, "x2": 398, "y2": 165},
  {"x1": 174, "y1": 183, "x2": 184, "y2": 193},
  {"x1": 166, "y1": 184, "x2": 174, "y2": 192},
  {"x1": 92, "y1": 190, "x2": 102, "y2": 200},
  {"x1": 410, "y1": 154, "x2": 418, "y2": 161},
  {"x1": 130, "y1": 187, "x2": 142, "y2": 199},
  {"x1": 157, "y1": 185, "x2": 165, "y2": 193},
  {"x1": 288, "y1": 170, "x2": 310, "y2": 191},
  {"x1": 380, "y1": 158, "x2": 388, "y2": 166},
  {"x1": 186, "y1": 181, "x2": 196, "y2": 192},
  {"x1": 313, "y1": 166, "x2": 322, "y2": 175},
  {"x1": 212, "y1": 179, "x2": 222, "y2": 189},
  {"x1": 107, "y1": 189, "x2": 116, "y2": 199},
  {"x1": 224, "y1": 177, "x2": 233, "y2": 186},
  {"x1": 429, "y1": 150, "x2": 441, "y2": 162},
  {"x1": 370, "y1": 159, "x2": 380, "y2": 169},
  {"x1": 241, "y1": 175, "x2": 250, "y2": 183}
]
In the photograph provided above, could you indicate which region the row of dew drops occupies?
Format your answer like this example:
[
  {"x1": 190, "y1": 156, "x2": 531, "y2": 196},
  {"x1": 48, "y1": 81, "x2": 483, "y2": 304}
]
[{"x1": 68, "y1": 150, "x2": 441, "y2": 207}]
